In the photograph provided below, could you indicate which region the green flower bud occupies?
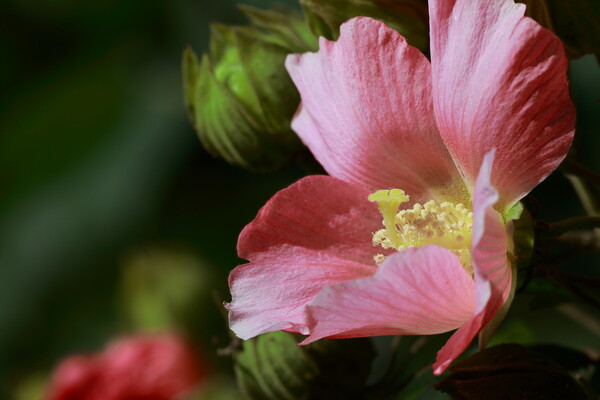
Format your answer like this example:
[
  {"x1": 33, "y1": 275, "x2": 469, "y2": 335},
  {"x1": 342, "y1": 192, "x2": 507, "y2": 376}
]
[
  {"x1": 183, "y1": 8, "x2": 317, "y2": 172},
  {"x1": 301, "y1": 0, "x2": 429, "y2": 51},
  {"x1": 234, "y1": 332, "x2": 374, "y2": 400}
]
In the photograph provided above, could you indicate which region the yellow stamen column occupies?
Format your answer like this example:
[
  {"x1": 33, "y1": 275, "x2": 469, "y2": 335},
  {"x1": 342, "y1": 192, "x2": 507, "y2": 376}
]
[{"x1": 368, "y1": 189, "x2": 410, "y2": 249}]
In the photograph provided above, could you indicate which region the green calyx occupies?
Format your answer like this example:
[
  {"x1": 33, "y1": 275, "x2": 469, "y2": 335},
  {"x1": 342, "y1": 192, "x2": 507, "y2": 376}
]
[
  {"x1": 183, "y1": 8, "x2": 317, "y2": 172},
  {"x1": 505, "y1": 202, "x2": 535, "y2": 282}
]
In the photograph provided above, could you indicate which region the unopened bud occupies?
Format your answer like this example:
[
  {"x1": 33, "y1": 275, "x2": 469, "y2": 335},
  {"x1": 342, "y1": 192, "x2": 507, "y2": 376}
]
[{"x1": 184, "y1": 8, "x2": 317, "y2": 172}]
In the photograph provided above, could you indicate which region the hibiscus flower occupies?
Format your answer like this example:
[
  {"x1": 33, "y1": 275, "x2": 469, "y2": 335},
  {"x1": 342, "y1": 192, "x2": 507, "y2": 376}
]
[{"x1": 228, "y1": 0, "x2": 575, "y2": 374}]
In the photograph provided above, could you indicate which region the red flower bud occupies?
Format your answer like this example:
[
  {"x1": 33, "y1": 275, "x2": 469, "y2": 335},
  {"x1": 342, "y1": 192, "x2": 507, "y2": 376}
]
[{"x1": 46, "y1": 334, "x2": 206, "y2": 400}]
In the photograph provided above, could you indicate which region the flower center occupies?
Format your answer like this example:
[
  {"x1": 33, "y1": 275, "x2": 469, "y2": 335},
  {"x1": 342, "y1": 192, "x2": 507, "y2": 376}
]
[{"x1": 368, "y1": 189, "x2": 473, "y2": 273}]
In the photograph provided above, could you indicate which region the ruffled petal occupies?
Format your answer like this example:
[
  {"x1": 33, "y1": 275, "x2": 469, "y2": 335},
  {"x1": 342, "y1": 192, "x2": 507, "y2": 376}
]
[
  {"x1": 229, "y1": 175, "x2": 380, "y2": 339},
  {"x1": 302, "y1": 246, "x2": 476, "y2": 344},
  {"x1": 434, "y1": 150, "x2": 512, "y2": 374},
  {"x1": 429, "y1": 0, "x2": 575, "y2": 210},
  {"x1": 286, "y1": 17, "x2": 462, "y2": 201}
]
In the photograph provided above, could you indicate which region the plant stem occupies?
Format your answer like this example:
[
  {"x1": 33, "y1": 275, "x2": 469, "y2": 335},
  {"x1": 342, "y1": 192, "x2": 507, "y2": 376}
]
[{"x1": 546, "y1": 216, "x2": 600, "y2": 237}]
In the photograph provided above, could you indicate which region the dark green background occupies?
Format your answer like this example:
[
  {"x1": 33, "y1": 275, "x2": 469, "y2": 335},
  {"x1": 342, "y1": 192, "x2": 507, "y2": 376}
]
[{"x1": 0, "y1": 0, "x2": 302, "y2": 396}]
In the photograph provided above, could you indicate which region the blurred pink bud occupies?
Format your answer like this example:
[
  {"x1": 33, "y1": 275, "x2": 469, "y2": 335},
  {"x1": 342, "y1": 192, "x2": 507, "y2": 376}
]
[{"x1": 46, "y1": 334, "x2": 206, "y2": 400}]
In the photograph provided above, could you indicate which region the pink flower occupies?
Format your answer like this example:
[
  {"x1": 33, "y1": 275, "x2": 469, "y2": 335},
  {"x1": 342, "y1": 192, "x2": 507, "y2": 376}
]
[
  {"x1": 228, "y1": 0, "x2": 575, "y2": 374},
  {"x1": 46, "y1": 334, "x2": 206, "y2": 400}
]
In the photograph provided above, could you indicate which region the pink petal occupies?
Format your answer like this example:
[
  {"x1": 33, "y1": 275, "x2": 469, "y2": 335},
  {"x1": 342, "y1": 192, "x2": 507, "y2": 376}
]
[
  {"x1": 286, "y1": 17, "x2": 462, "y2": 201},
  {"x1": 302, "y1": 246, "x2": 476, "y2": 344},
  {"x1": 433, "y1": 150, "x2": 512, "y2": 375},
  {"x1": 429, "y1": 0, "x2": 575, "y2": 210},
  {"x1": 229, "y1": 176, "x2": 381, "y2": 339},
  {"x1": 237, "y1": 175, "x2": 382, "y2": 265}
]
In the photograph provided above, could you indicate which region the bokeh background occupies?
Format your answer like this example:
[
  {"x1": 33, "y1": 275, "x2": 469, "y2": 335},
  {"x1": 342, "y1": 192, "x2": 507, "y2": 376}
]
[
  {"x1": 1, "y1": 0, "x2": 599, "y2": 398},
  {"x1": 0, "y1": 0, "x2": 302, "y2": 396}
]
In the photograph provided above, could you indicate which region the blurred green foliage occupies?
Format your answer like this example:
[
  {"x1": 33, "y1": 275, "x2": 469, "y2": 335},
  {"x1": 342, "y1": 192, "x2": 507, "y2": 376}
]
[
  {"x1": 523, "y1": 0, "x2": 600, "y2": 60},
  {"x1": 0, "y1": 0, "x2": 302, "y2": 396}
]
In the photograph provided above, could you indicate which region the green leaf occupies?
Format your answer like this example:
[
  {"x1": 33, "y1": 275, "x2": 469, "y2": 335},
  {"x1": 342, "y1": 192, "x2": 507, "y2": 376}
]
[
  {"x1": 304, "y1": 338, "x2": 375, "y2": 397},
  {"x1": 436, "y1": 344, "x2": 590, "y2": 400},
  {"x1": 529, "y1": 344, "x2": 594, "y2": 372},
  {"x1": 300, "y1": 0, "x2": 429, "y2": 51},
  {"x1": 234, "y1": 332, "x2": 374, "y2": 400},
  {"x1": 366, "y1": 334, "x2": 451, "y2": 399}
]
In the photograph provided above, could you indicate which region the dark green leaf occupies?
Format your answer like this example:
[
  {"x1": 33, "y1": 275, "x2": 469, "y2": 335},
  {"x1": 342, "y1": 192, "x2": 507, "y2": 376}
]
[
  {"x1": 304, "y1": 337, "x2": 375, "y2": 398},
  {"x1": 436, "y1": 344, "x2": 590, "y2": 400},
  {"x1": 234, "y1": 332, "x2": 374, "y2": 400},
  {"x1": 529, "y1": 344, "x2": 594, "y2": 372}
]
